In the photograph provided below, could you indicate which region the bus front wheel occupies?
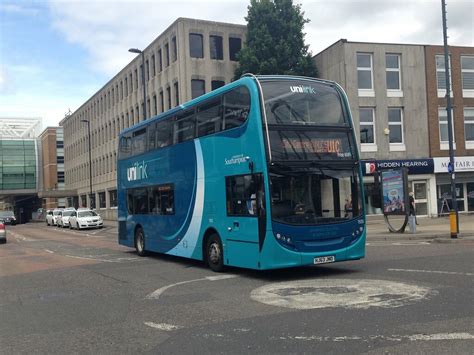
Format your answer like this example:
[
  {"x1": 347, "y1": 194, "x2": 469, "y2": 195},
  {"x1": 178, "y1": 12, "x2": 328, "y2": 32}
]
[
  {"x1": 135, "y1": 227, "x2": 147, "y2": 257},
  {"x1": 206, "y1": 234, "x2": 224, "y2": 272}
]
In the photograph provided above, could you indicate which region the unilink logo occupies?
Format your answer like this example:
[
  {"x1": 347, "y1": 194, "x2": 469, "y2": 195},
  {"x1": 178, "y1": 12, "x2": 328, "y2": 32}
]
[
  {"x1": 127, "y1": 161, "x2": 148, "y2": 181},
  {"x1": 290, "y1": 85, "x2": 316, "y2": 94}
]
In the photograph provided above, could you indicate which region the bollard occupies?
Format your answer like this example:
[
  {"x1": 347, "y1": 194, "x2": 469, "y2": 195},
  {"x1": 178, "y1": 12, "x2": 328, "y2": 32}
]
[{"x1": 450, "y1": 210, "x2": 457, "y2": 239}]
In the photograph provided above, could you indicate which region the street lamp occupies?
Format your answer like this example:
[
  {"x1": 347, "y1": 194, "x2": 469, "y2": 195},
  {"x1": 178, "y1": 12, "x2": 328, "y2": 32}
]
[
  {"x1": 128, "y1": 48, "x2": 147, "y2": 120},
  {"x1": 81, "y1": 119, "x2": 93, "y2": 209}
]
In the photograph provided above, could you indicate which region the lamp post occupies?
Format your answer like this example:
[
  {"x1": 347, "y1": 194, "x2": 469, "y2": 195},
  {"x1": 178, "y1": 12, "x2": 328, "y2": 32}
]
[
  {"x1": 441, "y1": 0, "x2": 458, "y2": 237},
  {"x1": 128, "y1": 48, "x2": 147, "y2": 120},
  {"x1": 81, "y1": 119, "x2": 93, "y2": 209}
]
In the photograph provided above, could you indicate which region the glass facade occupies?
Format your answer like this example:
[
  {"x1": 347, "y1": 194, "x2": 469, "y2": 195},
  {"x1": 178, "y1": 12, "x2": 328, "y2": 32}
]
[{"x1": 0, "y1": 140, "x2": 37, "y2": 190}]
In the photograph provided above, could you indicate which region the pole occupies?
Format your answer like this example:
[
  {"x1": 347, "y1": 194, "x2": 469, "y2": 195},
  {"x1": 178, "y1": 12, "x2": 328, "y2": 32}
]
[
  {"x1": 441, "y1": 0, "x2": 458, "y2": 237},
  {"x1": 141, "y1": 51, "x2": 147, "y2": 120}
]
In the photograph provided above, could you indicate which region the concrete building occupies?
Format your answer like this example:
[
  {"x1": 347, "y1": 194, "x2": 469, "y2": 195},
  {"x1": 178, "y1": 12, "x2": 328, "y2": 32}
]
[
  {"x1": 314, "y1": 40, "x2": 436, "y2": 216},
  {"x1": 37, "y1": 127, "x2": 67, "y2": 209},
  {"x1": 424, "y1": 45, "x2": 474, "y2": 213},
  {"x1": 60, "y1": 18, "x2": 246, "y2": 220}
]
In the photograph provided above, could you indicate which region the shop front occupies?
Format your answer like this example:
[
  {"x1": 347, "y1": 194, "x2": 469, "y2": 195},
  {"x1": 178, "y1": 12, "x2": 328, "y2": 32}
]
[
  {"x1": 434, "y1": 156, "x2": 474, "y2": 214},
  {"x1": 361, "y1": 159, "x2": 437, "y2": 217}
]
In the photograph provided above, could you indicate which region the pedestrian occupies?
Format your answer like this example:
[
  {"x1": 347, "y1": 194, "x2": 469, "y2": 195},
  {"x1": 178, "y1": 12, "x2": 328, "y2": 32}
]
[{"x1": 409, "y1": 191, "x2": 418, "y2": 225}]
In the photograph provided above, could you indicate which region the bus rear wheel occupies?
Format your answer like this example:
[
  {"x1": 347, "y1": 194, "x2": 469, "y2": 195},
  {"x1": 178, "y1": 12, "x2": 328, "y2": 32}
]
[
  {"x1": 206, "y1": 234, "x2": 224, "y2": 272},
  {"x1": 135, "y1": 227, "x2": 147, "y2": 257}
]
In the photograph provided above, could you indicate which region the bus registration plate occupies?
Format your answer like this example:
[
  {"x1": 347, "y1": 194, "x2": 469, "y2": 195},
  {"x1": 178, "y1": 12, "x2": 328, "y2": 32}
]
[{"x1": 314, "y1": 256, "x2": 335, "y2": 265}]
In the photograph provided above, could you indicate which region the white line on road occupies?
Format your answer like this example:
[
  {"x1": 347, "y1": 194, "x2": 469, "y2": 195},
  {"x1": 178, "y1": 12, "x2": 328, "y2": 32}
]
[
  {"x1": 44, "y1": 249, "x2": 54, "y2": 254},
  {"x1": 63, "y1": 254, "x2": 141, "y2": 263},
  {"x1": 144, "y1": 322, "x2": 182, "y2": 331},
  {"x1": 274, "y1": 332, "x2": 474, "y2": 343},
  {"x1": 388, "y1": 268, "x2": 474, "y2": 277},
  {"x1": 146, "y1": 274, "x2": 238, "y2": 300}
]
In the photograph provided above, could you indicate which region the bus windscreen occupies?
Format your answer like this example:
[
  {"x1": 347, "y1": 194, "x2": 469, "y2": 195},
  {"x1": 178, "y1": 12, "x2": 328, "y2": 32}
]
[{"x1": 261, "y1": 80, "x2": 346, "y2": 126}]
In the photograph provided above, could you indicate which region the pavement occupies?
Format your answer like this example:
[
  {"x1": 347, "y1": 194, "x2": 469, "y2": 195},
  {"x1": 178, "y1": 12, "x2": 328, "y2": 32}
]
[
  {"x1": 365, "y1": 213, "x2": 474, "y2": 241},
  {"x1": 99, "y1": 214, "x2": 474, "y2": 243}
]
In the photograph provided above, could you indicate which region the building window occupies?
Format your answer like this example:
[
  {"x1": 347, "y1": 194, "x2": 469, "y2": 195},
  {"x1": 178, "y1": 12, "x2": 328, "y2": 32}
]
[
  {"x1": 172, "y1": 36, "x2": 177, "y2": 62},
  {"x1": 99, "y1": 191, "x2": 106, "y2": 209},
  {"x1": 134, "y1": 68, "x2": 138, "y2": 89},
  {"x1": 56, "y1": 140, "x2": 64, "y2": 148},
  {"x1": 436, "y1": 54, "x2": 451, "y2": 98},
  {"x1": 145, "y1": 59, "x2": 150, "y2": 81},
  {"x1": 229, "y1": 37, "x2": 241, "y2": 61},
  {"x1": 191, "y1": 79, "x2": 205, "y2": 99},
  {"x1": 153, "y1": 94, "x2": 157, "y2": 116},
  {"x1": 165, "y1": 43, "x2": 170, "y2": 67},
  {"x1": 386, "y1": 54, "x2": 402, "y2": 95},
  {"x1": 151, "y1": 54, "x2": 156, "y2": 76},
  {"x1": 57, "y1": 171, "x2": 65, "y2": 183},
  {"x1": 464, "y1": 108, "x2": 474, "y2": 148},
  {"x1": 357, "y1": 53, "x2": 374, "y2": 96},
  {"x1": 159, "y1": 90, "x2": 164, "y2": 113},
  {"x1": 388, "y1": 108, "x2": 405, "y2": 148},
  {"x1": 109, "y1": 190, "x2": 117, "y2": 208},
  {"x1": 57, "y1": 156, "x2": 64, "y2": 164},
  {"x1": 158, "y1": 49, "x2": 163, "y2": 72},
  {"x1": 461, "y1": 56, "x2": 474, "y2": 97},
  {"x1": 211, "y1": 80, "x2": 225, "y2": 91},
  {"x1": 210, "y1": 35, "x2": 223, "y2": 60},
  {"x1": 438, "y1": 107, "x2": 455, "y2": 149},
  {"x1": 359, "y1": 108, "x2": 375, "y2": 144},
  {"x1": 125, "y1": 77, "x2": 128, "y2": 96},
  {"x1": 190, "y1": 33, "x2": 204, "y2": 58},
  {"x1": 174, "y1": 82, "x2": 179, "y2": 107},
  {"x1": 166, "y1": 86, "x2": 171, "y2": 110}
]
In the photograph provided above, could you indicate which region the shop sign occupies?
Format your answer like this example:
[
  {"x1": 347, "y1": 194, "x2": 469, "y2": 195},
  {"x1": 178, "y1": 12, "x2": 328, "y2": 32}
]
[
  {"x1": 362, "y1": 159, "x2": 434, "y2": 175},
  {"x1": 433, "y1": 156, "x2": 474, "y2": 173}
]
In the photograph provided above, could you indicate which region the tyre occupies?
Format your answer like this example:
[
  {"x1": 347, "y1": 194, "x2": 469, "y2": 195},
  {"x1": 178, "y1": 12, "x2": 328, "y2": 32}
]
[
  {"x1": 206, "y1": 234, "x2": 224, "y2": 272},
  {"x1": 134, "y1": 227, "x2": 147, "y2": 256}
]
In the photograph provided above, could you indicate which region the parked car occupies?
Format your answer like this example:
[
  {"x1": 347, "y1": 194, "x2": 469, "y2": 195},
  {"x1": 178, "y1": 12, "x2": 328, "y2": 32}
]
[
  {"x1": 47, "y1": 209, "x2": 63, "y2": 226},
  {"x1": 0, "y1": 219, "x2": 6, "y2": 244},
  {"x1": 57, "y1": 208, "x2": 76, "y2": 228},
  {"x1": 45, "y1": 210, "x2": 53, "y2": 226},
  {"x1": 0, "y1": 210, "x2": 17, "y2": 225},
  {"x1": 69, "y1": 209, "x2": 103, "y2": 230}
]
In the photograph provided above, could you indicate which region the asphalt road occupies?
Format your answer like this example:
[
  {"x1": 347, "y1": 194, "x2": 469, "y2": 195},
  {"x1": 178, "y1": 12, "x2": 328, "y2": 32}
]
[{"x1": 1, "y1": 223, "x2": 473, "y2": 354}]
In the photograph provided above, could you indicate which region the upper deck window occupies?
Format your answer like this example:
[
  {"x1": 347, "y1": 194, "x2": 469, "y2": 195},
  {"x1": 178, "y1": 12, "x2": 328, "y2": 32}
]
[{"x1": 261, "y1": 80, "x2": 346, "y2": 126}]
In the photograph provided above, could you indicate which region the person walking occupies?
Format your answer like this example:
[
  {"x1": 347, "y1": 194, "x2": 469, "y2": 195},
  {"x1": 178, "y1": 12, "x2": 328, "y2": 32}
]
[{"x1": 409, "y1": 191, "x2": 418, "y2": 225}]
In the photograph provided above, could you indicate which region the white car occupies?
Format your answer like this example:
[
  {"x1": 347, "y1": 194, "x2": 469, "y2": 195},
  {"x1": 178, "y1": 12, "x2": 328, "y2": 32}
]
[
  {"x1": 57, "y1": 209, "x2": 76, "y2": 228},
  {"x1": 47, "y1": 209, "x2": 63, "y2": 226},
  {"x1": 69, "y1": 209, "x2": 103, "y2": 230}
]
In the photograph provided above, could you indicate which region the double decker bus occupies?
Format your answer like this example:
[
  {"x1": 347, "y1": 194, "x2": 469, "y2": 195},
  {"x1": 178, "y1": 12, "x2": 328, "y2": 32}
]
[{"x1": 117, "y1": 75, "x2": 365, "y2": 271}]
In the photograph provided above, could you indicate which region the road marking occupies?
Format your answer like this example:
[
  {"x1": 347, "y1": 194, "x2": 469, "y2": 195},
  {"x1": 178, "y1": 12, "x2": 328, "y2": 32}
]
[
  {"x1": 146, "y1": 274, "x2": 238, "y2": 300},
  {"x1": 388, "y1": 268, "x2": 474, "y2": 277},
  {"x1": 144, "y1": 322, "x2": 182, "y2": 331},
  {"x1": 44, "y1": 249, "x2": 54, "y2": 254},
  {"x1": 367, "y1": 241, "x2": 430, "y2": 246},
  {"x1": 250, "y1": 279, "x2": 436, "y2": 310},
  {"x1": 273, "y1": 332, "x2": 474, "y2": 343},
  {"x1": 63, "y1": 254, "x2": 141, "y2": 263}
]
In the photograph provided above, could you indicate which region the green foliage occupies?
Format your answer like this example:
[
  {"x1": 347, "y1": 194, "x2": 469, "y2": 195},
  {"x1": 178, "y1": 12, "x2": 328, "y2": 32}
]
[{"x1": 234, "y1": 0, "x2": 318, "y2": 79}]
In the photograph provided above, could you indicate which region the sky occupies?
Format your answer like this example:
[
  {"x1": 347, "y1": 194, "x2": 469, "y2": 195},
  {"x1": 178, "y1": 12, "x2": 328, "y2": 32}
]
[{"x1": 0, "y1": 0, "x2": 473, "y2": 130}]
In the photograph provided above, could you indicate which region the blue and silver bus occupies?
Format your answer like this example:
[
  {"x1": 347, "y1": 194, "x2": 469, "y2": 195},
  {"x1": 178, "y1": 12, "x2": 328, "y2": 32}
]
[{"x1": 117, "y1": 75, "x2": 365, "y2": 271}]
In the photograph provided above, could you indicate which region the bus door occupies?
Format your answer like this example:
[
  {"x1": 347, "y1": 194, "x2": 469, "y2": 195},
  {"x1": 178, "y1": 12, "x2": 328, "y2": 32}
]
[{"x1": 224, "y1": 173, "x2": 266, "y2": 268}]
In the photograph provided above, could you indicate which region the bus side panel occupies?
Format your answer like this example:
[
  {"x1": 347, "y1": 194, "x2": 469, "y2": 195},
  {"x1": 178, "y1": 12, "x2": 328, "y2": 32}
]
[{"x1": 225, "y1": 240, "x2": 260, "y2": 269}]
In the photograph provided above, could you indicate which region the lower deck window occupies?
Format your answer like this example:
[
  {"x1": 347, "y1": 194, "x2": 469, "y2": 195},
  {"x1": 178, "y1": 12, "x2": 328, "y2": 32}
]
[{"x1": 127, "y1": 184, "x2": 174, "y2": 215}]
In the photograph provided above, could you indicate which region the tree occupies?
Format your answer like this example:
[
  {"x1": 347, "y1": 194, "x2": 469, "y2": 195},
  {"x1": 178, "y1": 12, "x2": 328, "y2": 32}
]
[{"x1": 234, "y1": 0, "x2": 318, "y2": 79}]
